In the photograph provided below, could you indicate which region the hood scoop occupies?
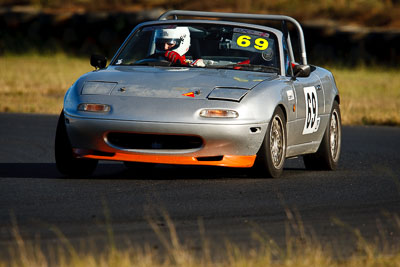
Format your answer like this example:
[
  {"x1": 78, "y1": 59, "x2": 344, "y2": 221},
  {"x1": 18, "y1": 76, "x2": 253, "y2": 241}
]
[{"x1": 207, "y1": 87, "x2": 249, "y2": 102}]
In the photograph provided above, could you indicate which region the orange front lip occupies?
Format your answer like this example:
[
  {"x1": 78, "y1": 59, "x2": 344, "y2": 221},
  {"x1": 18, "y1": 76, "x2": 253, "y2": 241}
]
[{"x1": 73, "y1": 149, "x2": 256, "y2": 168}]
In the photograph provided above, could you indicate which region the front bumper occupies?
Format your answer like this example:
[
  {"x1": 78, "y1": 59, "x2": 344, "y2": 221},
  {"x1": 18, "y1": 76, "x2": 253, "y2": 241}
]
[
  {"x1": 64, "y1": 113, "x2": 267, "y2": 168},
  {"x1": 74, "y1": 149, "x2": 256, "y2": 167}
]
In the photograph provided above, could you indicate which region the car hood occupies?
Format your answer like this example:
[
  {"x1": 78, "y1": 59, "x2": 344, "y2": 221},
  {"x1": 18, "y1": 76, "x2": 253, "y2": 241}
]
[{"x1": 81, "y1": 66, "x2": 278, "y2": 100}]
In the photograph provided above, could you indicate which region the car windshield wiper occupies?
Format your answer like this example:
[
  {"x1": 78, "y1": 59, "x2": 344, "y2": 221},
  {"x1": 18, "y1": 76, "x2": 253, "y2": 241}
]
[{"x1": 208, "y1": 64, "x2": 279, "y2": 73}]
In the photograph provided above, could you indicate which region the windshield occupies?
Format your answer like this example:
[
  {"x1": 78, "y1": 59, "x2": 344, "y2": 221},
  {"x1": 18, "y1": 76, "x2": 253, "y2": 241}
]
[{"x1": 112, "y1": 23, "x2": 280, "y2": 74}]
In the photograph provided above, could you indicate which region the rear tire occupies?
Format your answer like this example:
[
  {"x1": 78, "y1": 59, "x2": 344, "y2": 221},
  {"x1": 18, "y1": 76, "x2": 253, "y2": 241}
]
[
  {"x1": 303, "y1": 101, "x2": 341, "y2": 170},
  {"x1": 55, "y1": 111, "x2": 98, "y2": 177},
  {"x1": 255, "y1": 107, "x2": 286, "y2": 178}
]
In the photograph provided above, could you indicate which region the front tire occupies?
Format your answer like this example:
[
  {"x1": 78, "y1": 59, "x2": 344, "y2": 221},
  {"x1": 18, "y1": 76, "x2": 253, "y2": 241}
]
[
  {"x1": 55, "y1": 111, "x2": 98, "y2": 177},
  {"x1": 255, "y1": 107, "x2": 287, "y2": 178},
  {"x1": 303, "y1": 100, "x2": 341, "y2": 170}
]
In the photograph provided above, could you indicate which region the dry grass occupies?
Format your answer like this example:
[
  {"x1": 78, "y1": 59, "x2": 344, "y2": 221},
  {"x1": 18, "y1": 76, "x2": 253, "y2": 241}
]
[
  {"x1": 2, "y1": 0, "x2": 399, "y2": 28},
  {"x1": 1, "y1": 211, "x2": 400, "y2": 267},
  {"x1": 0, "y1": 54, "x2": 92, "y2": 114},
  {"x1": 0, "y1": 54, "x2": 399, "y2": 126},
  {"x1": 331, "y1": 66, "x2": 400, "y2": 126}
]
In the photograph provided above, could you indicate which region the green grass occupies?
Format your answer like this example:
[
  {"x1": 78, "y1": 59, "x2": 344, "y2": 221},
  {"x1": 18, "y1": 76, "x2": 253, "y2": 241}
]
[{"x1": 1, "y1": 54, "x2": 399, "y2": 126}]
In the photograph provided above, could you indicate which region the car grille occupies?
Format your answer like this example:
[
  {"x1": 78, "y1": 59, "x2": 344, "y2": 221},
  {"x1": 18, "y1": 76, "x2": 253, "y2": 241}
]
[{"x1": 107, "y1": 132, "x2": 203, "y2": 150}]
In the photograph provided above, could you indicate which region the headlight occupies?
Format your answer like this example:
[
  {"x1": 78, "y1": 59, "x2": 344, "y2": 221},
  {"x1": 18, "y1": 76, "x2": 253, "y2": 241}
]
[
  {"x1": 199, "y1": 109, "x2": 239, "y2": 118},
  {"x1": 78, "y1": 103, "x2": 111, "y2": 112},
  {"x1": 81, "y1": 81, "x2": 117, "y2": 95}
]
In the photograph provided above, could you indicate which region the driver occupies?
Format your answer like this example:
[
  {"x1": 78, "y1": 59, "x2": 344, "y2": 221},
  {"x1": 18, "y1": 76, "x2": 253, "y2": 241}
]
[{"x1": 154, "y1": 27, "x2": 204, "y2": 66}]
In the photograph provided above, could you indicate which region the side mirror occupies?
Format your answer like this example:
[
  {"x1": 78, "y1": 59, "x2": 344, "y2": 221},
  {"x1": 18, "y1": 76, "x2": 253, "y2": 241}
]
[
  {"x1": 293, "y1": 64, "x2": 311, "y2": 78},
  {"x1": 90, "y1": 54, "x2": 107, "y2": 69}
]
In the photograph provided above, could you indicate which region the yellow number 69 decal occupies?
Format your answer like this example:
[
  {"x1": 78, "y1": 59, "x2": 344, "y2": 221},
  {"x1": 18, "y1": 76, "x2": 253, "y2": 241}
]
[
  {"x1": 236, "y1": 35, "x2": 251, "y2": 47},
  {"x1": 254, "y1": 38, "x2": 269, "y2": 50},
  {"x1": 236, "y1": 35, "x2": 269, "y2": 51}
]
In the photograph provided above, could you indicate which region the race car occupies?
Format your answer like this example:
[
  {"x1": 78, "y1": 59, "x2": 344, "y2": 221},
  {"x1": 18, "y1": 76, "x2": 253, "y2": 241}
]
[{"x1": 55, "y1": 10, "x2": 341, "y2": 178}]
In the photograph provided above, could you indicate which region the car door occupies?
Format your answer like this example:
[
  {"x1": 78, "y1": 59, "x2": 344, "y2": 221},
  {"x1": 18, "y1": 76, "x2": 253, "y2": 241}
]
[{"x1": 291, "y1": 72, "x2": 325, "y2": 145}]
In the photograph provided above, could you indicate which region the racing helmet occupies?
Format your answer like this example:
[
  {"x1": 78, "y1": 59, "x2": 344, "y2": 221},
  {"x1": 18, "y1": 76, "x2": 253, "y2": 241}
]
[{"x1": 155, "y1": 26, "x2": 191, "y2": 56}]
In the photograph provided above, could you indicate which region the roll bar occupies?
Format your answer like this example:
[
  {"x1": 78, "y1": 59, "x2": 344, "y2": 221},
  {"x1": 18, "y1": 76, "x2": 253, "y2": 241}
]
[{"x1": 158, "y1": 10, "x2": 307, "y2": 65}]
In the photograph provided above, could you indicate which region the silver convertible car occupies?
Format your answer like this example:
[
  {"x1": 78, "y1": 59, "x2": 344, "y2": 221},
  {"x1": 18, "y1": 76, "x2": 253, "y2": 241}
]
[{"x1": 55, "y1": 10, "x2": 341, "y2": 178}]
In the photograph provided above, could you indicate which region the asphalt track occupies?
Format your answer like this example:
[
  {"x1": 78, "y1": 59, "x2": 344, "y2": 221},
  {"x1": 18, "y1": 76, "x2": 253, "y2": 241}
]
[{"x1": 0, "y1": 113, "x2": 400, "y2": 256}]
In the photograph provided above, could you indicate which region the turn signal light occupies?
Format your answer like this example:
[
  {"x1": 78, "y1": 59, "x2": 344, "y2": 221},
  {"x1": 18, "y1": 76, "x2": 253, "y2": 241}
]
[
  {"x1": 199, "y1": 109, "x2": 238, "y2": 118},
  {"x1": 78, "y1": 103, "x2": 111, "y2": 112}
]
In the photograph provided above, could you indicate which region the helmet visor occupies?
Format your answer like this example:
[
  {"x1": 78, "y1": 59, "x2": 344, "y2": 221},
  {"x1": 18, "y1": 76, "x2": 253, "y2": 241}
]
[{"x1": 155, "y1": 38, "x2": 182, "y2": 51}]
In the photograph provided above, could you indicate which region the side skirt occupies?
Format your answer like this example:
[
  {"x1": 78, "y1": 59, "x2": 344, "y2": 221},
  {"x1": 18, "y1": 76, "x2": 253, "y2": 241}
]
[{"x1": 286, "y1": 141, "x2": 321, "y2": 158}]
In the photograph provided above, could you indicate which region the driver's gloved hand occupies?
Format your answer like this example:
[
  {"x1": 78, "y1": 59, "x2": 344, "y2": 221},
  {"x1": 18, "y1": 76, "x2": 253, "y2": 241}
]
[{"x1": 165, "y1": 51, "x2": 187, "y2": 65}]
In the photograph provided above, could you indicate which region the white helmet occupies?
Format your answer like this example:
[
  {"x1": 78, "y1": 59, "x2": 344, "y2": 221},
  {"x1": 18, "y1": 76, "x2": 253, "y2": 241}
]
[{"x1": 155, "y1": 26, "x2": 191, "y2": 56}]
